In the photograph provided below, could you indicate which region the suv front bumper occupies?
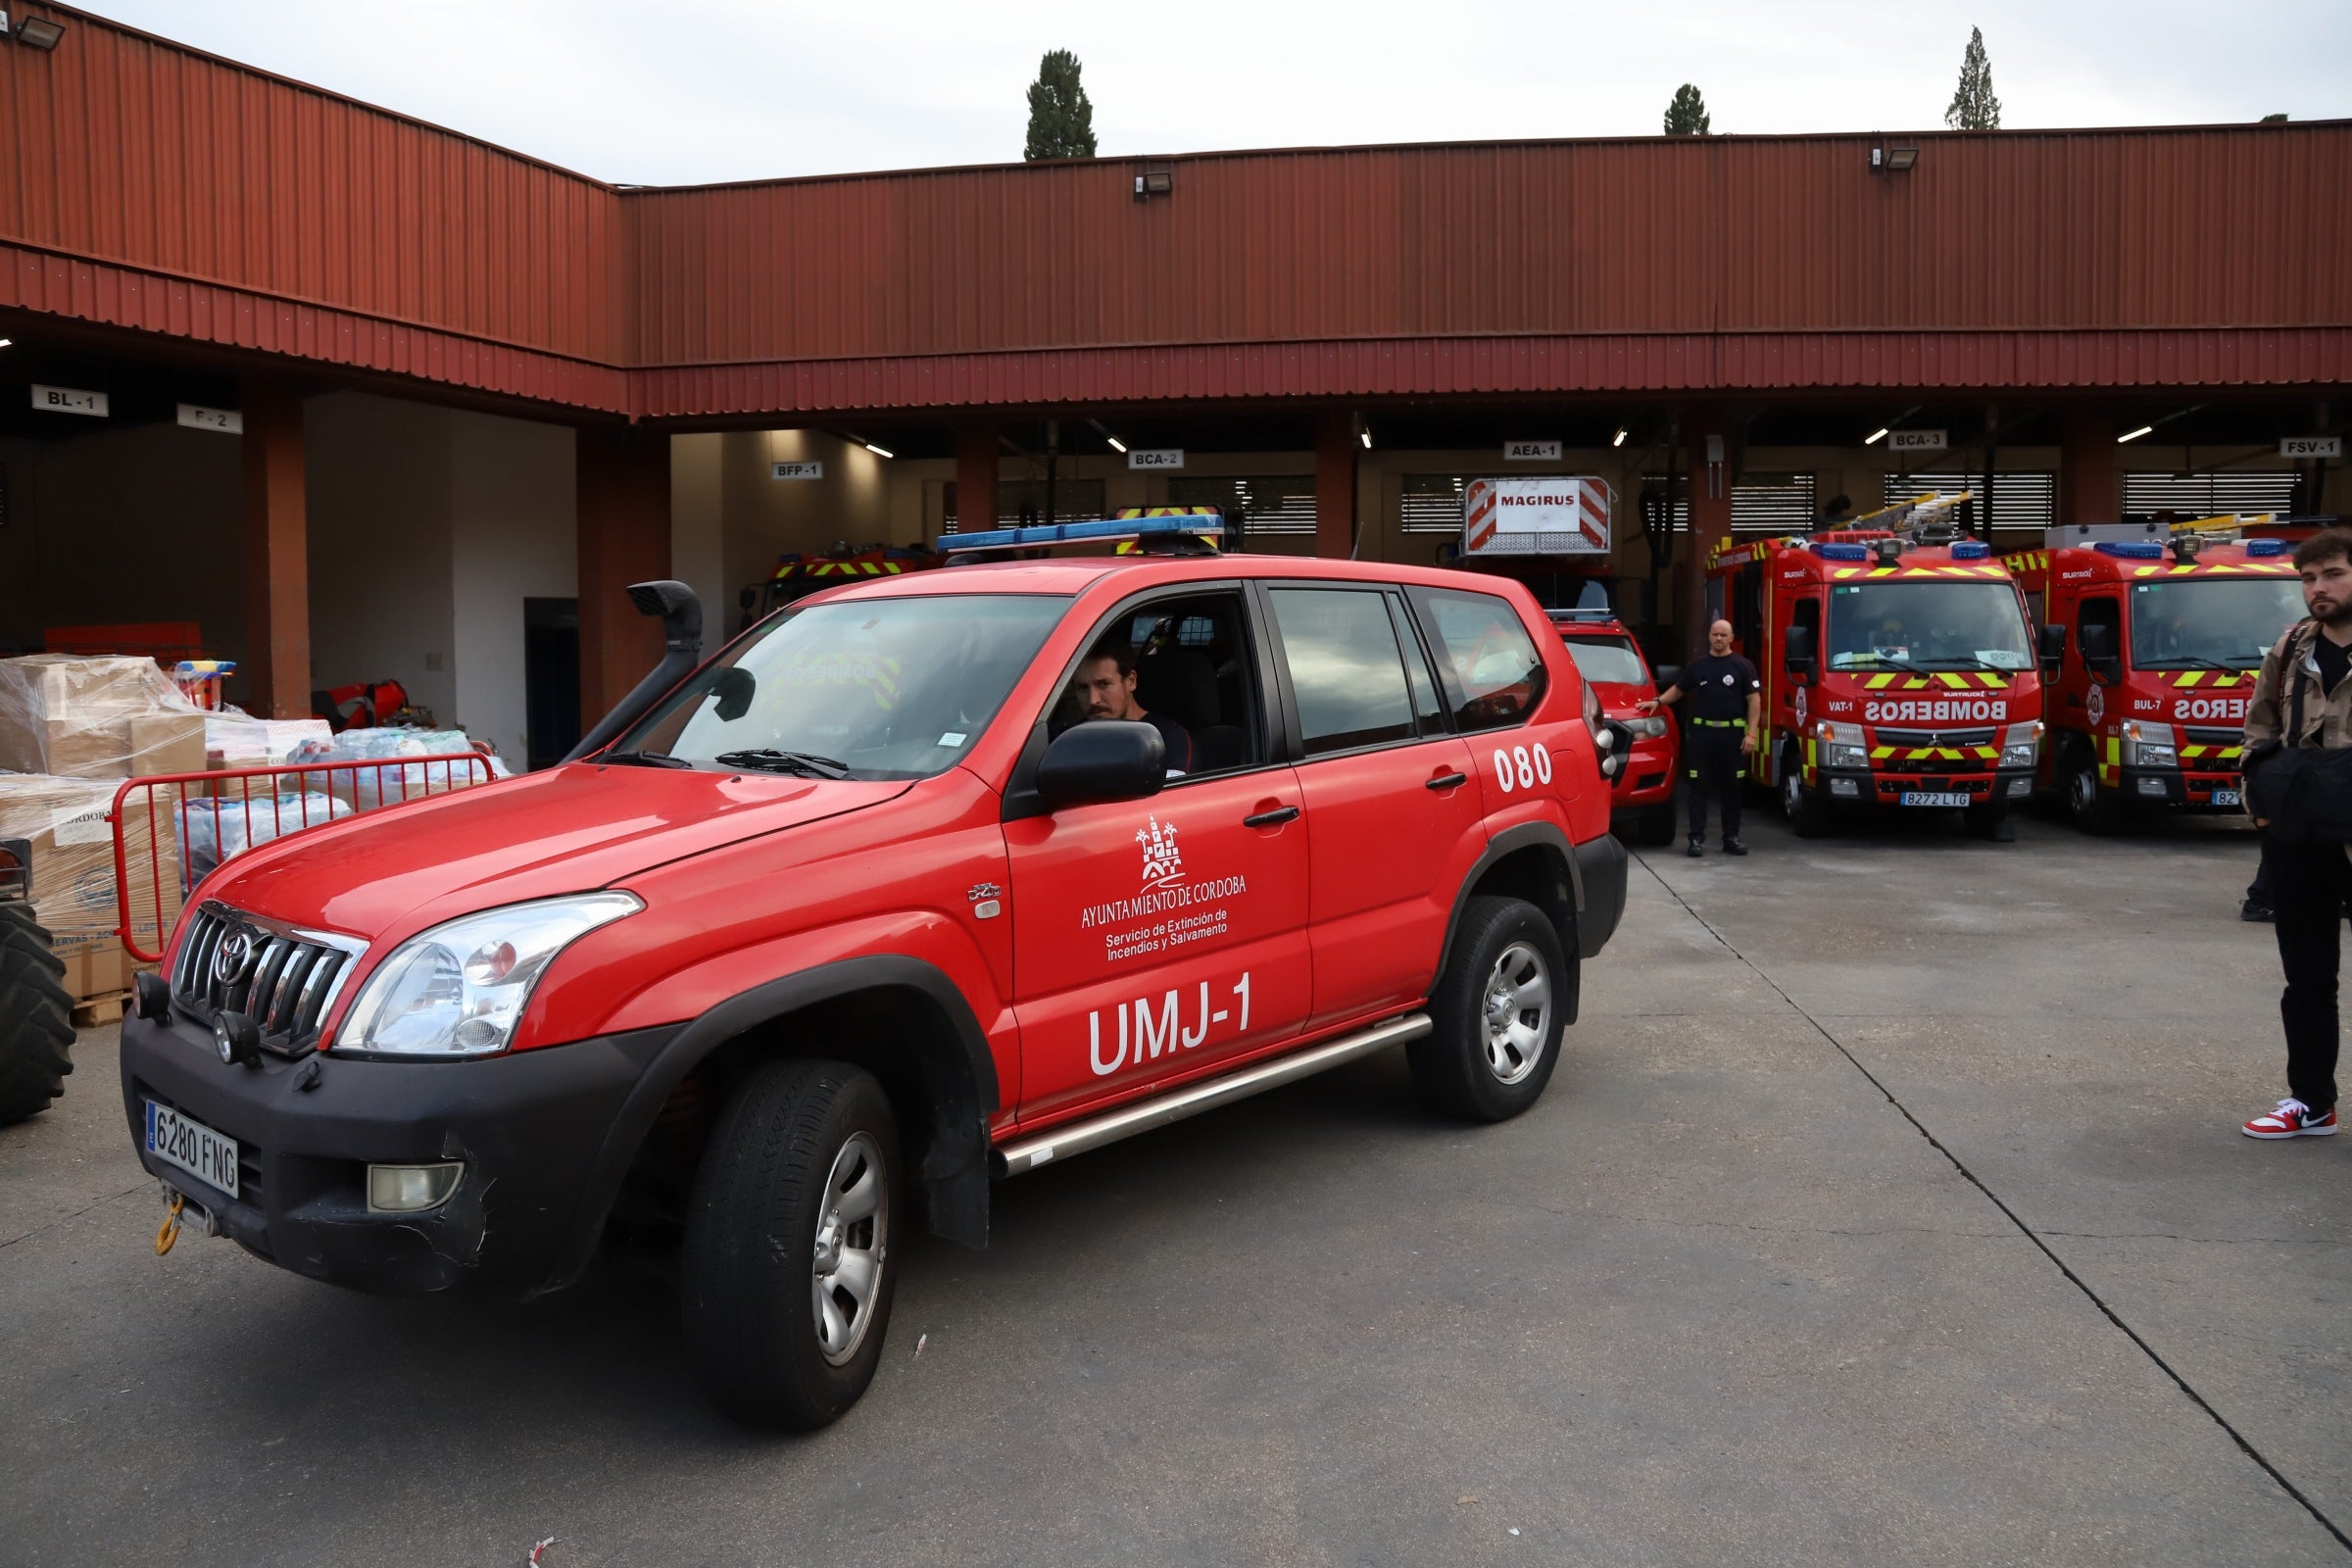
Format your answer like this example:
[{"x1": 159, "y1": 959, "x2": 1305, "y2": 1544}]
[{"x1": 120, "y1": 1012, "x2": 674, "y2": 1297}]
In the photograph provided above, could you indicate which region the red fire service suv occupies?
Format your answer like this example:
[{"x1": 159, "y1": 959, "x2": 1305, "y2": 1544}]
[
  {"x1": 1708, "y1": 493, "x2": 2061, "y2": 839},
  {"x1": 118, "y1": 512, "x2": 1630, "y2": 1429},
  {"x1": 1549, "y1": 608, "x2": 1680, "y2": 844},
  {"x1": 2006, "y1": 518, "x2": 2303, "y2": 832}
]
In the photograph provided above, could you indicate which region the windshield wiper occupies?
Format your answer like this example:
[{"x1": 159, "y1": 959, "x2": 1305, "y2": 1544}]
[
  {"x1": 2159, "y1": 655, "x2": 2250, "y2": 672},
  {"x1": 713, "y1": 749, "x2": 853, "y2": 779},
  {"x1": 1838, "y1": 654, "x2": 1936, "y2": 678},
  {"x1": 601, "y1": 750, "x2": 693, "y2": 768}
]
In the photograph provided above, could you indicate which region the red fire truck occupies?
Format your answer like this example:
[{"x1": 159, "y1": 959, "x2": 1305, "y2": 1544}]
[
  {"x1": 2005, "y1": 519, "x2": 2303, "y2": 832},
  {"x1": 1709, "y1": 494, "x2": 2060, "y2": 838}
]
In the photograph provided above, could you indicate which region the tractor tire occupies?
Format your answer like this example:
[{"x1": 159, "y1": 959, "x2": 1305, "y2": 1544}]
[{"x1": 0, "y1": 904, "x2": 75, "y2": 1126}]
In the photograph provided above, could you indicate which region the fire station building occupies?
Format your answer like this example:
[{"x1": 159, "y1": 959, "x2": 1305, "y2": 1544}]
[{"x1": 1, "y1": 6, "x2": 2345, "y2": 766}]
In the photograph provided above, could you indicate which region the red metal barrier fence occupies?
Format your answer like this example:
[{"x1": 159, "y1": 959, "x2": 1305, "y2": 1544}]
[{"x1": 109, "y1": 753, "x2": 497, "y2": 963}]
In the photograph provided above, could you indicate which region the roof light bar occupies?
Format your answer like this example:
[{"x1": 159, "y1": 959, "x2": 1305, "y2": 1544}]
[{"x1": 938, "y1": 512, "x2": 1226, "y2": 556}]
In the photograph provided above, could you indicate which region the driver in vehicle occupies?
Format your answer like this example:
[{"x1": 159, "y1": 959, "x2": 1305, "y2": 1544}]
[{"x1": 1075, "y1": 644, "x2": 1194, "y2": 775}]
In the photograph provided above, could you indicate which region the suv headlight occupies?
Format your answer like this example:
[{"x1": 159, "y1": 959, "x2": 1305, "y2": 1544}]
[
  {"x1": 1618, "y1": 713, "x2": 1669, "y2": 739},
  {"x1": 333, "y1": 893, "x2": 642, "y2": 1057},
  {"x1": 2124, "y1": 719, "x2": 2177, "y2": 768},
  {"x1": 1816, "y1": 719, "x2": 1868, "y2": 771},
  {"x1": 1999, "y1": 720, "x2": 2043, "y2": 770}
]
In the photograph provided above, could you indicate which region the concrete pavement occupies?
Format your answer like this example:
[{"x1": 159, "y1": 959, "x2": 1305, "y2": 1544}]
[{"x1": 1, "y1": 808, "x2": 2344, "y2": 1566}]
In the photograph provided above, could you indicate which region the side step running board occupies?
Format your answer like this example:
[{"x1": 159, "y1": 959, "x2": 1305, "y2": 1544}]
[{"x1": 993, "y1": 1012, "x2": 1432, "y2": 1177}]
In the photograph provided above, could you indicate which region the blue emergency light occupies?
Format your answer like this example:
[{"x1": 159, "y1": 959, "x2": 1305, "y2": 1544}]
[
  {"x1": 1816, "y1": 543, "x2": 1872, "y2": 561},
  {"x1": 1950, "y1": 541, "x2": 1990, "y2": 559},
  {"x1": 937, "y1": 512, "x2": 1226, "y2": 557},
  {"x1": 2093, "y1": 541, "x2": 2166, "y2": 560},
  {"x1": 2246, "y1": 538, "x2": 2288, "y2": 557}
]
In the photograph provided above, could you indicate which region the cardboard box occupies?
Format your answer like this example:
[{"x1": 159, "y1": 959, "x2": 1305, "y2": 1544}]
[
  {"x1": 0, "y1": 657, "x2": 211, "y2": 779},
  {"x1": 55, "y1": 934, "x2": 126, "y2": 1004},
  {"x1": 0, "y1": 774, "x2": 181, "y2": 965}
]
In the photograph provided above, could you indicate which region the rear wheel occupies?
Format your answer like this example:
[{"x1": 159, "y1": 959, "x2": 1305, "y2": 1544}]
[
  {"x1": 1781, "y1": 745, "x2": 1832, "y2": 838},
  {"x1": 681, "y1": 1059, "x2": 899, "y2": 1430},
  {"x1": 2065, "y1": 740, "x2": 2122, "y2": 835},
  {"x1": 0, "y1": 905, "x2": 74, "y2": 1127},
  {"x1": 1408, "y1": 896, "x2": 1568, "y2": 1122}
]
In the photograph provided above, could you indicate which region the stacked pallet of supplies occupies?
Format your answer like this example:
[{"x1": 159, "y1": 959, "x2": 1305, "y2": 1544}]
[{"x1": 0, "y1": 656, "x2": 208, "y2": 1013}]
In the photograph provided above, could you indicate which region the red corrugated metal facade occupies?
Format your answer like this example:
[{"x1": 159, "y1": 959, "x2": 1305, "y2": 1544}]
[{"x1": 4, "y1": 3, "x2": 2347, "y2": 422}]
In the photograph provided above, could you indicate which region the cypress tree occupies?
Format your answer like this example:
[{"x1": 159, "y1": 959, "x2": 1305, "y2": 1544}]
[
  {"x1": 1944, "y1": 27, "x2": 2002, "y2": 130},
  {"x1": 1024, "y1": 50, "x2": 1098, "y2": 161},
  {"x1": 1662, "y1": 84, "x2": 1711, "y2": 136}
]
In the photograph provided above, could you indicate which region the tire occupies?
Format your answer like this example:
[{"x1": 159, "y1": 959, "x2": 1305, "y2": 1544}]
[
  {"x1": 2064, "y1": 740, "x2": 2122, "y2": 835},
  {"x1": 681, "y1": 1059, "x2": 900, "y2": 1430},
  {"x1": 1408, "y1": 895, "x2": 1569, "y2": 1122},
  {"x1": 1780, "y1": 745, "x2": 1832, "y2": 839},
  {"x1": 1617, "y1": 802, "x2": 1678, "y2": 848},
  {"x1": 0, "y1": 905, "x2": 74, "y2": 1127}
]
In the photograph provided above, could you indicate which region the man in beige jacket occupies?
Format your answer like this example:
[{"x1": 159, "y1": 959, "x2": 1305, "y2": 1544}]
[{"x1": 2239, "y1": 528, "x2": 2352, "y2": 1138}]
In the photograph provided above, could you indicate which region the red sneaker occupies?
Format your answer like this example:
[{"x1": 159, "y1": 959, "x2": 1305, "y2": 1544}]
[{"x1": 2242, "y1": 1100, "x2": 2338, "y2": 1140}]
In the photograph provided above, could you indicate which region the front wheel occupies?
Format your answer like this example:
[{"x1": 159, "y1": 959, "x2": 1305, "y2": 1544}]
[
  {"x1": 1623, "y1": 802, "x2": 1679, "y2": 847},
  {"x1": 681, "y1": 1059, "x2": 900, "y2": 1430},
  {"x1": 2065, "y1": 741, "x2": 2122, "y2": 835},
  {"x1": 1781, "y1": 746, "x2": 1832, "y2": 838},
  {"x1": 1408, "y1": 895, "x2": 1568, "y2": 1122}
]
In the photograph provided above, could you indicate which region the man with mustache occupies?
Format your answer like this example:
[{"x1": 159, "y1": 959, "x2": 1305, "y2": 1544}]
[{"x1": 2239, "y1": 529, "x2": 2352, "y2": 1139}]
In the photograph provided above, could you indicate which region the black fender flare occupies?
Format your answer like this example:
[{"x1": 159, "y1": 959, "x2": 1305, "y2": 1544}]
[
  {"x1": 1433, "y1": 822, "x2": 1625, "y2": 1028},
  {"x1": 549, "y1": 955, "x2": 1000, "y2": 1291}
]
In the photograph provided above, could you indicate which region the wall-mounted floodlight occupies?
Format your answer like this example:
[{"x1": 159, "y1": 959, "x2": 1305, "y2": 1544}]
[
  {"x1": 861, "y1": 440, "x2": 895, "y2": 459},
  {"x1": 1864, "y1": 426, "x2": 1889, "y2": 445},
  {"x1": 1871, "y1": 145, "x2": 1918, "y2": 172},
  {"x1": 1611, "y1": 426, "x2": 1628, "y2": 448},
  {"x1": 1133, "y1": 170, "x2": 1174, "y2": 201},
  {"x1": 2117, "y1": 424, "x2": 2154, "y2": 444},
  {"x1": 13, "y1": 14, "x2": 64, "y2": 47}
]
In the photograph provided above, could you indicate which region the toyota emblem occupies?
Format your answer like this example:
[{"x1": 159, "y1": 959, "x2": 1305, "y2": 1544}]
[{"x1": 213, "y1": 928, "x2": 258, "y2": 987}]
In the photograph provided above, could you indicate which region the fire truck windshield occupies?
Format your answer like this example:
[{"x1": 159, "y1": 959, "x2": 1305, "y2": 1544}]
[
  {"x1": 618, "y1": 593, "x2": 1067, "y2": 778},
  {"x1": 1561, "y1": 635, "x2": 1646, "y2": 685},
  {"x1": 2128, "y1": 577, "x2": 2304, "y2": 670},
  {"x1": 1826, "y1": 582, "x2": 2034, "y2": 671}
]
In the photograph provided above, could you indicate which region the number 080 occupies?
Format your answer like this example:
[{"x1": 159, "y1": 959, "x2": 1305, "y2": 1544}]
[{"x1": 1491, "y1": 742, "x2": 1552, "y2": 793}]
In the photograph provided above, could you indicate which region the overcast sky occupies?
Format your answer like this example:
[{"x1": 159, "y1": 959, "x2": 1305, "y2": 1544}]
[{"x1": 74, "y1": 0, "x2": 2352, "y2": 186}]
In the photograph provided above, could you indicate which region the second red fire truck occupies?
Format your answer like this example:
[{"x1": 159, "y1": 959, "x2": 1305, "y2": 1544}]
[
  {"x1": 1709, "y1": 495, "x2": 2060, "y2": 838},
  {"x1": 2006, "y1": 519, "x2": 2303, "y2": 832}
]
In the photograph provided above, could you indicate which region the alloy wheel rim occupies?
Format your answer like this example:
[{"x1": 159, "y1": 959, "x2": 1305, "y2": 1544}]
[
  {"x1": 810, "y1": 1130, "x2": 888, "y2": 1366},
  {"x1": 1480, "y1": 941, "x2": 1553, "y2": 1084}
]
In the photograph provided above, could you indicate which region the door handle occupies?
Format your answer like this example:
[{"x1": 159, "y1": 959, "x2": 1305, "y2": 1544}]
[
  {"x1": 1425, "y1": 771, "x2": 1468, "y2": 791},
  {"x1": 1243, "y1": 805, "x2": 1300, "y2": 827}
]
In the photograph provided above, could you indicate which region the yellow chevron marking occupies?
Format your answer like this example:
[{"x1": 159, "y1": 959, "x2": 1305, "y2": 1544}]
[
  {"x1": 1937, "y1": 672, "x2": 1970, "y2": 688},
  {"x1": 1866, "y1": 674, "x2": 1896, "y2": 689}
]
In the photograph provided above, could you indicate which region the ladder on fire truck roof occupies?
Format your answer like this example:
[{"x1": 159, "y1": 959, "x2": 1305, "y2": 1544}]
[{"x1": 2041, "y1": 514, "x2": 2276, "y2": 549}]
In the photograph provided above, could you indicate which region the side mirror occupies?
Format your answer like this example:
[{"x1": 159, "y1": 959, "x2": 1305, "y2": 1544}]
[
  {"x1": 1651, "y1": 663, "x2": 1681, "y2": 694},
  {"x1": 1038, "y1": 720, "x2": 1166, "y2": 807},
  {"x1": 2079, "y1": 621, "x2": 2123, "y2": 684},
  {"x1": 2037, "y1": 621, "x2": 2067, "y2": 674},
  {"x1": 1783, "y1": 623, "x2": 1818, "y2": 679}
]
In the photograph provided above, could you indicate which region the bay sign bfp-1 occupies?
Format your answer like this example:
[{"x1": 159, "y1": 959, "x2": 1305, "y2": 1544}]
[{"x1": 117, "y1": 531, "x2": 1627, "y2": 1428}]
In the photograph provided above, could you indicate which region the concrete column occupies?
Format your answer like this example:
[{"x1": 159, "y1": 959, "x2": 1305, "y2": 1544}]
[
  {"x1": 576, "y1": 424, "x2": 672, "y2": 727},
  {"x1": 241, "y1": 379, "x2": 312, "y2": 719},
  {"x1": 1314, "y1": 412, "x2": 1357, "y2": 559},
  {"x1": 956, "y1": 425, "x2": 1000, "y2": 535},
  {"x1": 2059, "y1": 408, "x2": 2118, "y2": 526},
  {"x1": 1681, "y1": 411, "x2": 1734, "y2": 659}
]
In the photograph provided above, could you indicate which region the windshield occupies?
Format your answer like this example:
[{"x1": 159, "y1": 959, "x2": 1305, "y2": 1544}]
[
  {"x1": 1826, "y1": 581, "x2": 2034, "y2": 671},
  {"x1": 2128, "y1": 576, "x2": 2304, "y2": 669},
  {"x1": 615, "y1": 594, "x2": 1066, "y2": 777},
  {"x1": 1561, "y1": 635, "x2": 1647, "y2": 685}
]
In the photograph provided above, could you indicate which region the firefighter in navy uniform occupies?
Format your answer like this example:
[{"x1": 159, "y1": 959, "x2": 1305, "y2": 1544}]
[{"x1": 1640, "y1": 618, "x2": 1762, "y2": 858}]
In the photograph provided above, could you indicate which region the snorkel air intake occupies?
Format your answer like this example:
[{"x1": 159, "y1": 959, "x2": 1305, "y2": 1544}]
[{"x1": 563, "y1": 581, "x2": 705, "y2": 763}]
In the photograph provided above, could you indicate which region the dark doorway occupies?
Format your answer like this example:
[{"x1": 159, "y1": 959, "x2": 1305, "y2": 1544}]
[{"x1": 524, "y1": 598, "x2": 581, "y2": 770}]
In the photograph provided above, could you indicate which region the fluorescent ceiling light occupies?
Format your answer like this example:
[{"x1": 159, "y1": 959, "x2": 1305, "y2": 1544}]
[
  {"x1": 2118, "y1": 425, "x2": 2154, "y2": 444},
  {"x1": 1105, "y1": 435, "x2": 1127, "y2": 454},
  {"x1": 1611, "y1": 427, "x2": 1628, "y2": 448},
  {"x1": 861, "y1": 441, "x2": 895, "y2": 459},
  {"x1": 0, "y1": 338, "x2": 12, "y2": 350},
  {"x1": 1864, "y1": 427, "x2": 1888, "y2": 445},
  {"x1": 1358, "y1": 429, "x2": 1372, "y2": 450}
]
